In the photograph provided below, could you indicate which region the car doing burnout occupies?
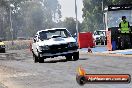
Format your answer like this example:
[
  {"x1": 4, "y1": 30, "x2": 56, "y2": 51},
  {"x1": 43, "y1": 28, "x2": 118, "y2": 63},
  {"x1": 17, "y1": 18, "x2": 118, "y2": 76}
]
[
  {"x1": 93, "y1": 30, "x2": 106, "y2": 45},
  {"x1": 32, "y1": 28, "x2": 79, "y2": 63}
]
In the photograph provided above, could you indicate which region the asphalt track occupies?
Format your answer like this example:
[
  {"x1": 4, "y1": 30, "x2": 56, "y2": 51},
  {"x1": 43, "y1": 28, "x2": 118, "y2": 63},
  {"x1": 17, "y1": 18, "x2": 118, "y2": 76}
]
[{"x1": 0, "y1": 49, "x2": 132, "y2": 88}]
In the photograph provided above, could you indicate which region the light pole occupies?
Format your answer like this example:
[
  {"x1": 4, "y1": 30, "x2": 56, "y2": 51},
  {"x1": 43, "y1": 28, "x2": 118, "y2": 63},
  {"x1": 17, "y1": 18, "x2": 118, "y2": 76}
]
[
  {"x1": 102, "y1": 0, "x2": 104, "y2": 11},
  {"x1": 75, "y1": 0, "x2": 79, "y2": 36},
  {"x1": 102, "y1": 0, "x2": 104, "y2": 23},
  {"x1": 10, "y1": 4, "x2": 14, "y2": 45},
  {"x1": 102, "y1": 0, "x2": 105, "y2": 31}
]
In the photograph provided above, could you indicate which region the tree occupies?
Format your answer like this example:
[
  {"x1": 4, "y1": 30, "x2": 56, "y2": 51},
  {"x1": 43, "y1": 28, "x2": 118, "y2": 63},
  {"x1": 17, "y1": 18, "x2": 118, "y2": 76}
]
[
  {"x1": 63, "y1": 17, "x2": 82, "y2": 35},
  {"x1": 0, "y1": 0, "x2": 27, "y2": 40},
  {"x1": 17, "y1": 0, "x2": 61, "y2": 37},
  {"x1": 82, "y1": 0, "x2": 132, "y2": 32},
  {"x1": 44, "y1": 0, "x2": 62, "y2": 22},
  {"x1": 0, "y1": 0, "x2": 62, "y2": 40},
  {"x1": 82, "y1": 0, "x2": 104, "y2": 32}
]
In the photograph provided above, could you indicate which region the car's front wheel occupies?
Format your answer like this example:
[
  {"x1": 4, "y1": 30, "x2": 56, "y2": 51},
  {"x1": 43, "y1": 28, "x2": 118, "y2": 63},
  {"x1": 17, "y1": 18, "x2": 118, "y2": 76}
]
[
  {"x1": 2, "y1": 48, "x2": 5, "y2": 53},
  {"x1": 73, "y1": 52, "x2": 79, "y2": 61},
  {"x1": 39, "y1": 57, "x2": 44, "y2": 63},
  {"x1": 96, "y1": 42, "x2": 99, "y2": 45},
  {"x1": 33, "y1": 53, "x2": 39, "y2": 63},
  {"x1": 65, "y1": 54, "x2": 72, "y2": 61}
]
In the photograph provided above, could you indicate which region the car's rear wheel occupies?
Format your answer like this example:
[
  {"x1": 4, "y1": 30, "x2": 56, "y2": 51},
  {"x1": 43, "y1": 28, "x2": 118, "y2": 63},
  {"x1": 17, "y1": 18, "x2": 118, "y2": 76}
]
[
  {"x1": 73, "y1": 52, "x2": 79, "y2": 61},
  {"x1": 65, "y1": 54, "x2": 72, "y2": 61}
]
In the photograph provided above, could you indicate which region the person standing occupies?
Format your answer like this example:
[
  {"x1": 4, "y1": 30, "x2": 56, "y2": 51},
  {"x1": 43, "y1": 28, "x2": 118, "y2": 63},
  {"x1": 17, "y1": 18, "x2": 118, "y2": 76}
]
[{"x1": 118, "y1": 16, "x2": 131, "y2": 49}]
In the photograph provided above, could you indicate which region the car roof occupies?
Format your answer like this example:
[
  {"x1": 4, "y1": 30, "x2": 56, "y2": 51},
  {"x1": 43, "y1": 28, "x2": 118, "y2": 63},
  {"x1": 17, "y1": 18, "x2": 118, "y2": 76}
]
[
  {"x1": 37, "y1": 28, "x2": 67, "y2": 34},
  {"x1": 95, "y1": 30, "x2": 106, "y2": 32},
  {"x1": 97, "y1": 30, "x2": 106, "y2": 31}
]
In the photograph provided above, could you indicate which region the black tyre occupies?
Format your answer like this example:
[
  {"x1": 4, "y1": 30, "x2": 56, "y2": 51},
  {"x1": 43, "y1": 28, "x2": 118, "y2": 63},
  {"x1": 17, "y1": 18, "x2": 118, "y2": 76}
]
[
  {"x1": 105, "y1": 40, "x2": 107, "y2": 45},
  {"x1": 65, "y1": 54, "x2": 72, "y2": 61},
  {"x1": 2, "y1": 49, "x2": 5, "y2": 53},
  {"x1": 39, "y1": 57, "x2": 44, "y2": 63},
  {"x1": 33, "y1": 53, "x2": 38, "y2": 63},
  {"x1": 73, "y1": 52, "x2": 79, "y2": 61},
  {"x1": 96, "y1": 42, "x2": 99, "y2": 45},
  {"x1": 101, "y1": 42, "x2": 104, "y2": 45}
]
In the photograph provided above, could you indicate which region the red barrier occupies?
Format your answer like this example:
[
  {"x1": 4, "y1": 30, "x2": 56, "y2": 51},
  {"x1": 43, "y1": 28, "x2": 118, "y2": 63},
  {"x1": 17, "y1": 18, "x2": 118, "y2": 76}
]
[
  {"x1": 78, "y1": 32, "x2": 95, "y2": 48},
  {"x1": 106, "y1": 31, "x2": 112, "y2": 51}
]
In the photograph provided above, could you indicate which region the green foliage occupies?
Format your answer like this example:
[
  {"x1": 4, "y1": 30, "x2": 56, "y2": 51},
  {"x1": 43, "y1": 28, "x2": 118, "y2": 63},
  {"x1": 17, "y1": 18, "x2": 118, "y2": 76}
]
[
  {"x1": 82, "y1": 0, "x2": 132, "y2": 32},
  {"x1": 63, "y1": 17, "x2": 76, "y2": 35},
  {"x1": 0, "y1": 0, "x2": 61, "y2": 40},
  {"x1": 63, "y1": 17, "x2": 82, "y2": 35}
]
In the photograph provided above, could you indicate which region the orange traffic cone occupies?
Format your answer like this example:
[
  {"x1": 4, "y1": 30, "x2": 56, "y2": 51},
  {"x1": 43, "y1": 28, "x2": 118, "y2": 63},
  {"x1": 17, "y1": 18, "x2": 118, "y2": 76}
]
[{"x1": 87, "y1": 46, "x2": 92, "y2": 53}]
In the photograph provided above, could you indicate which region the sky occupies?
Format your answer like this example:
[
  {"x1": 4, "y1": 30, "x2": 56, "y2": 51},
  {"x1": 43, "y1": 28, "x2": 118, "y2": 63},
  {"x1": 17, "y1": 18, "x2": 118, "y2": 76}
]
[{"x1": 58, "y1": 0, "x2": 83, "y2": 22}]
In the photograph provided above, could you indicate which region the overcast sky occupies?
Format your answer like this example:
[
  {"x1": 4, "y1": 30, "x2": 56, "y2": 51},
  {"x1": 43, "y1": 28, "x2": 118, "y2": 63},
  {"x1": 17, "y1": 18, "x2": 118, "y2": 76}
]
[{"x1": 58, "y1": 0, "x2": 83, "y2": 22}]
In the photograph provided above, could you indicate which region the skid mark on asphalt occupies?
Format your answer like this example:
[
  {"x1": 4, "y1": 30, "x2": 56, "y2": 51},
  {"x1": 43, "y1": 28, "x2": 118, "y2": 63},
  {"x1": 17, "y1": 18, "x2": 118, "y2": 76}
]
[
  {"x1": 0, "y1": 53, "x2": 17, "y2": 60},
  {"x1": 0, "y1": 52, "x2": 29, "y2": 61},
  {"x1": 0, "y1": 66, "x2": 38, "y2": 88},
  {"x1": 0, "y1": 83, "x2": 7, "y2": 88},
  {"x1": 2, "y1": 73, "x2": 37, "y2": 78},
  {"x1": 0, "y1": 65, "x2": 38, "y2": 78}
]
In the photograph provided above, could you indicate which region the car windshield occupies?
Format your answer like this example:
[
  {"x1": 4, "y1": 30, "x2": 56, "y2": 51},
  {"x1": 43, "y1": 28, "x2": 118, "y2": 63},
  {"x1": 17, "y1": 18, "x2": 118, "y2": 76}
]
[
  {"x1": 95, "y1": 31, "x2": 105, "y2": 36},
  {"x1": 39, "y1": 29, "x2": 71, "y2": 40},
  {"x1": 107, "y1": 10, "x2": 132, "y2": 28}
]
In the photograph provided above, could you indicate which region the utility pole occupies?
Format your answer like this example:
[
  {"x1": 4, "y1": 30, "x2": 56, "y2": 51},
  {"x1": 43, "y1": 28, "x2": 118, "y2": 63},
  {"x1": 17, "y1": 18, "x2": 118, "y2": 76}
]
[
  {"x1": 102, "y1": 0, "x2": 104, "y2": 11},
  {"x1": 75, "y1": 0, "x2": 79, "y2": 36},
  {"x1": 10, "y1": 4, "x2": 14, "y2": 45},
  {"x1": 102, "y1": 0, "x2": 105, "y2": 45},
  {"x1": 102, "y1": 0, "x2": 104, "y2": 24}
]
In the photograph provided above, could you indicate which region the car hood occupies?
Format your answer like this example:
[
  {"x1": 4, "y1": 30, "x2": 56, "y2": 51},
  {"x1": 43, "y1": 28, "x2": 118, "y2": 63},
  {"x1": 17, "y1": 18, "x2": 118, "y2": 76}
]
[{"x1": 37, "y1": 37, "x2": 76, "y2": 46}]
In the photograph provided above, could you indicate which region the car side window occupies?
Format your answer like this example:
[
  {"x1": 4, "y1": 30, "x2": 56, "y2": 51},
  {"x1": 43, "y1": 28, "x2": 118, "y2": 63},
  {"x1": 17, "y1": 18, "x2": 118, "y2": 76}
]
[{"x1": 39, "y1": 32, "x2": 47, "y2": 40}]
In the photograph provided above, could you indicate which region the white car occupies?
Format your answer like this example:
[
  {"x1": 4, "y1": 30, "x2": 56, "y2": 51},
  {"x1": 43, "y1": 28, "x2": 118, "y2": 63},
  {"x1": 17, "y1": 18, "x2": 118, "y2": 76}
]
[
  {"x1": 93, "y1": 30, "x2": 106, "y2": 45},
  {"x1": 32, "y1": 28, "x2": 79, "y2": 63}
]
